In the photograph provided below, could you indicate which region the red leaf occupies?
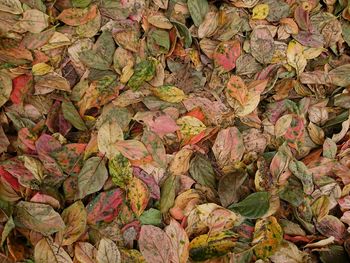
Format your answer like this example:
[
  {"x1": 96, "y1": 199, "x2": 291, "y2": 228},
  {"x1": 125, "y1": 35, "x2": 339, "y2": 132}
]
[
  {"x1": 11, "y1": 74, "x2": 32, "y2": 104},
  {"x1": 0, "y1": 166, "x2": 20, "y2": 191},
  {"x1": 35, "y1": 134, "x2": 63, "y2": 178},
  {"x1": 213, "y1": 40, "x2": 241, "y2": 72},
  {"x1": 185, "y1": 107, "x2": 205, "y2": 122},
  {"x1": 86, "y1": 189, "x2": 124, "y2": 225},
  {"x1": 50, "y1": 143, "x2": 86, "y2": 175},
  {"x1": 17, "y1": 128, "x2": 37, "y2": 154}
]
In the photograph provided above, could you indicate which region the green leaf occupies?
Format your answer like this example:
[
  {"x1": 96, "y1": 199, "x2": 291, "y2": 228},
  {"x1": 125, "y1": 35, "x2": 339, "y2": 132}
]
[
  {"x1": 127, "y1": 58, "x2": 157, "y2": 90},
  {"x1": 288, "y1": 160, "x2": 314, "y2": 195},
  {"x1": 62, "y1": 100, "x2": 87, "y2": 131},
  {"x1": 72, "y1": 0, "x2": 91, "y2": 8},
  {"x1": 80, "y1": 31, "x2": 115, "y2": 70},
  {"x1": 319, "y1": 245, "x2": 350, "y2": 263},
  {"x1": 147, "y1": 29, "x2": 170, "y2": 56},
  {"x1": 75, "y1": 157, "x2": 108, "y2": 200},
  {"x1": 140, "y1": 208, "x2": 162, "y2": 226},
  {"x1": 160, "y1": 174, "x2": 178, "y2": 214},
  {"x1": 172, "y1": 20, "x2": 192, "y2": 48},
  {"x1": 109, "y1": 153, "x2": 132, "y2": 188},
  {"x1": 228, "y1": 191, "x2": 270, "y2": 219},
  {"x1": 279, "y1": 176, "x2": 304, "y2": 207},
  {"x1": 187, "y1": 0, "x2": 208, "y2": 27},
  {"x1": 189, "y1": 154, "x2": 216, "y2": 189}
]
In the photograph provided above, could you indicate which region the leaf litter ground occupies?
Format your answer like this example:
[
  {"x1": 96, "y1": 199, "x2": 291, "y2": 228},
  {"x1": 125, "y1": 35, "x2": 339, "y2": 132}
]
[{"x1": 1, "y1": 0, "x2": 350, "y2": 262}]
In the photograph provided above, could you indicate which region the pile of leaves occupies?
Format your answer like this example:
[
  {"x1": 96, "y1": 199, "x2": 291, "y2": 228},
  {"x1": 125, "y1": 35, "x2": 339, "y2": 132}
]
[{"x1": 2, "y1": 0, "x2": 350, "y2": 261}]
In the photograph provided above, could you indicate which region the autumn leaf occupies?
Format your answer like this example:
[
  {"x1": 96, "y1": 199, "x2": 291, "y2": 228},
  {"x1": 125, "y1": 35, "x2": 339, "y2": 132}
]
[
  {"x1": 127, "y1": 176, "x2": 150, "y2": 217},
  {"x1": 34, "y1": 238, "x2": 72, "y2": 263},
  {"x1": 139, "y1": 225, "x2": 174, "y2": 263},
  {"x1": 97, "y1": 238, "x2": 121, "y2": 263},
  {"x1": 14, "y1": 201, "x2": 65, "y2": 236},
  {"x1": 56, "y1": 201, "x2": 87, "y2": 246}
]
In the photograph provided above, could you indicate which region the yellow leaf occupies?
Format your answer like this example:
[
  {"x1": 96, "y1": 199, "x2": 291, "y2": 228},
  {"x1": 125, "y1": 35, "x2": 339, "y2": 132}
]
[
  {"x1": 253, "y1": 216, "x2": 283, "y2": 259},
  {"x1": 303, "y1": 46, "x2": 324, "y2": 60},
  {"x1": 120, "y1": 61, "x2": 134, "y2": 83},
  {"x1": 127, "y1": 176, "x2": 150, "y2": 217},
  {"x1": 189, "y1": 231, "x2": 237, "y2": 261},
  {"x1": 176, "y1": 116, "x2": 206, "y2": 140},
  {"x1": 287, "y1": 40, "x2": 307, "y2": 75},
  {"x1": 151, "y1": 85, "x2": 186, "y2": 103},
  {"x1": 32, "y1": 63, "x2": 52, "y2": 76},
  {"x1": 252, "y1": 4, "x2": 269, "y2": 20}
]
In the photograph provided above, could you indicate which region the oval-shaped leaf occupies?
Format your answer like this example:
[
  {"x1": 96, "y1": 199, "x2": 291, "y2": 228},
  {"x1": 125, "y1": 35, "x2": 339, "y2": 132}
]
[{"x1": 228, "y1": 192, "x2": 270, "y2": 219}]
